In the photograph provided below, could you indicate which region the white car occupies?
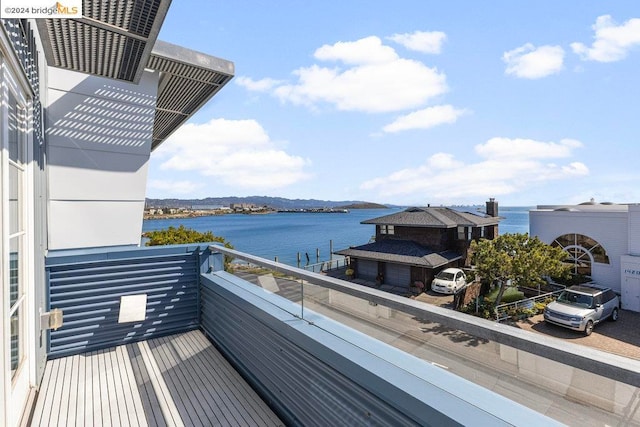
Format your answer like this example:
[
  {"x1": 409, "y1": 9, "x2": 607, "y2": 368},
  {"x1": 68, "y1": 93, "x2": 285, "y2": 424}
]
[
  {"x1": 431, "y1": 268, "x2": 466, "y2": 294},
  {"x1": 543, "y1": 284, "x2": 619, "y2": 336}
]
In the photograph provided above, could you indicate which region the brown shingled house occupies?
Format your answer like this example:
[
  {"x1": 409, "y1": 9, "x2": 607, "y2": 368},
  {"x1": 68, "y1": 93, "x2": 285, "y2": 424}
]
[{"x1": 335, "y1": 199, "x2": 501, "y2": 290}]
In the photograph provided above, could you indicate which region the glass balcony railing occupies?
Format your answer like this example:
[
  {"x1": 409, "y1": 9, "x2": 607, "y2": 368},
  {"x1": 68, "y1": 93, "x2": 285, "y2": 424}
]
[{"x1": 212, "y1": 245, "x2": 640, "y2": 427}]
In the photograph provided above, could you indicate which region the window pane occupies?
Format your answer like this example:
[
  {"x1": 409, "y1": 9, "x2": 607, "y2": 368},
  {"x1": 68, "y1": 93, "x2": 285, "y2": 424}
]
[
  {"x1": 8, "y1": 89, "x2": 23, "y2": 164},
  {"x1": 554, "y1": 234, "x2": 574, "y2": 247},
  {"x1": 11, "y1": 307, "x2": 23, "y2": 379},
  {"x1": 553, "y1": 233, "x2": 612, "y2": 276},
  {"x1": 9, "y1": 163, "x2": 22, "y2": 235},
  {"x1": 591, "y1": 245, "x2": 610, "y2": 264},
  {"x1": 577, "y1": 235, "x2": 598, "y2": 251},
  {"x1": 9, "y1": 237, "x2": 22, "y2": 309}
]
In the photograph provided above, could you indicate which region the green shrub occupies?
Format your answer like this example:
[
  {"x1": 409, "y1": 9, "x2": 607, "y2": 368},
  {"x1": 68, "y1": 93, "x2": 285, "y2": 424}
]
[
  {"x1": 460, "y1": 302, "x2": 494, "y2": 319},
  {"x1": 144, "y1": 225, "x2": 233, "y2": 269},
  {"x1": 145, "y1": 225, "x2": 231, "y2": 246},
  {"x1": 501, "y1": 290, "x2": 526, "y2": 304},
  {"x1": 552, "y1": 274, "x2": 591, "y2": 287},
  {"x1": 484, "y1": 286, "x2": 525, "y2": 304},
  {"x1": 507, "y1": 307, "x2": 537, "y2": 320}
]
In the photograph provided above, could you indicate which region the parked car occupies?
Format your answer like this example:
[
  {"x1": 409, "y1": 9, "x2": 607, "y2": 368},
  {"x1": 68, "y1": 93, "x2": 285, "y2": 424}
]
[
  {"x1": 543, "y1": 284, "x2": 619, "y2": 336},
  {"x1": 431, "y1": 268, "x2": 466, "y2": 294}
]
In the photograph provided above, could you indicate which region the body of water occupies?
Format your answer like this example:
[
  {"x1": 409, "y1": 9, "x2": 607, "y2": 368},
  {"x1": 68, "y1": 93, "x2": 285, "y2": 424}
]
[{"x1": 142, "y1": 207, "x2": 531, "y2": 267}]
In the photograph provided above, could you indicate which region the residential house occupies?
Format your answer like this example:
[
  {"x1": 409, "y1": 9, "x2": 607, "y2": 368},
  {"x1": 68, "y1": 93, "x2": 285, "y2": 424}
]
[
  {"x1": 335, "y1": 199, "x2": 501, "y2": 288},
  {"x1": 530, "y1": 199, "x2": 640, "y2": 312}
]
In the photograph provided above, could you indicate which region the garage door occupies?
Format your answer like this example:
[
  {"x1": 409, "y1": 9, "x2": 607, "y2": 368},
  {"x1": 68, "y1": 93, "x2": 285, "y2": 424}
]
[
  {"x1": 622, "y1": 277, "x2": 640, "y2": 312},
  {"x1": 358, "y1": 259, "x2": 378, "y2": 281},
  {"x1": 385, "y1": 263, "x2": 411, "y2": 287}
]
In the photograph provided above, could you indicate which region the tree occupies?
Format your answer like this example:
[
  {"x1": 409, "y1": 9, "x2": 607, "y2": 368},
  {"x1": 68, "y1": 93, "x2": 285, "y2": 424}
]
[
  {"x1": 470, "y1": 233, "x2": 570, "y2": 306},
  {"x1": 144, "y1": 225, "x2": 234, "y2": 269}
]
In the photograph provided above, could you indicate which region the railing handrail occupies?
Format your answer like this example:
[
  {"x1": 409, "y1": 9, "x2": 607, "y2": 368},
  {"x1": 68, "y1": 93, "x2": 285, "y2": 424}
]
[
  {"x1": 494, "y1": 290, "x2": 564, "y2": 322},
  {"x1": 302, "y1": 257, "x2": 348, "y2": 272},
  {"x1": 209, "y1": 244, "x2": 640, "y2": 388}
]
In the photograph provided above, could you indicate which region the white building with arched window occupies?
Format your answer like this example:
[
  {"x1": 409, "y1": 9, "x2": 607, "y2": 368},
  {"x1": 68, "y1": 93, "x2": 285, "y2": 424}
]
[{"x1": 530, "y1": 200, "x2": 640, "y2": 313}]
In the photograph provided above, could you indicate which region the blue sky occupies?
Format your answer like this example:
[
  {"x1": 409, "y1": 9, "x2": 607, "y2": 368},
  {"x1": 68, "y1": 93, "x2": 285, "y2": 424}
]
[{"x1": 147, "y1": 1, "x2": 640, "y2": 206}]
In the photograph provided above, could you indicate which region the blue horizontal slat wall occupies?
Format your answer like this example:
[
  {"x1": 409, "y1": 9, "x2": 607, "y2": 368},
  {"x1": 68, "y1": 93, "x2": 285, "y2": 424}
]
[{"x1": 46, "y1": 245, "x2": 212, "y2": 358}]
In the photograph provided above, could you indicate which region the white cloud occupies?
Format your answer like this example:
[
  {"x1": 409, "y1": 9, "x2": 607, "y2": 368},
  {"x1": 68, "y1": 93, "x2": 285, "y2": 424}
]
[
  {"x1": 475, "y1": 137, "x2": 583, "y2": 159},
  {"x1": 562, "y1": 162, "x2": 589, "y2": 176},
  {"x1": 158, "y1": 118, "x2": 311, "y2": 190},
  {"x1": 503, "y1": 43, "x2": 565, "y2": 79},
  {"x1": 382, "y1": 105, "x2": 467, "y2": 133},
  {"x1": 571, "y1": 15, "x2": 640, "y2": 62},
  {"x1": 314, "y1": 36, "x2": 399, "y2": 65},
  {"x1": 360, "y1": 137, "x2": 588, "y2": 204},
  {"x1": 387, "y1": 31, "x2": 447, "y2": 54},
  {"x1": 427, "y1": 152, "x2": 463, "y2": 170},
  {"x1": 235, "y1": 76, "x2": 283, "y2": 91},
  {"x1": 242, "y1": 36, "x2": 448, "y2": 113}
]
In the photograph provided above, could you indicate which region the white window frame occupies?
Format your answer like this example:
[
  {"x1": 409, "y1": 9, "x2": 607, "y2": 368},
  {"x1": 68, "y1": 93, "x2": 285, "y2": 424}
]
[
  {"x1": 380, "y1": 225, "x2": 395, "y2": 235},
  {"x1": 0, "y1": 32, "x2": 36, "y2": 427},
  {"x1": 458, "y1": 226, "x2": 471, "y2": 240}
]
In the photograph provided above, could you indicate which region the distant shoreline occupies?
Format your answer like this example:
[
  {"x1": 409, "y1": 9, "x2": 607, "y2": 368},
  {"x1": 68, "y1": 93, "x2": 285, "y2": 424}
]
[
  {"x1": 277, "y1": 208, "x2": 350, "y2": 213},
  {"x1": 144, "y1": 205, "x2": 390, "y2": 220},
  {"x1": 143, "y1": 212, "x2": 219, "y2": 220}
]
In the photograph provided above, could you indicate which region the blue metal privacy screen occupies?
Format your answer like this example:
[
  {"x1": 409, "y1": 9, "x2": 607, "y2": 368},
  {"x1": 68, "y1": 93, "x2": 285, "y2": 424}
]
[{"x1": 45, "y1": 244, "x2": 214, "y2": 358}]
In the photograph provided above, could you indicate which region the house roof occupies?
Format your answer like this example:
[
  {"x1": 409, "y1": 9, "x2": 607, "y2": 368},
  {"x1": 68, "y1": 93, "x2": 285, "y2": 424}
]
[
  {"x1": 335, "y1": 239, "x2": 462, "y2": 268},
  {"x1": 36, "y1": 0, "x2": 234, "y2": 150},
  {"x1": 362, "y1": 207, "x2": 500, "y2": 228},
  {"x1": 533, "y1": 200, "x2": 628, "y2": 213}
]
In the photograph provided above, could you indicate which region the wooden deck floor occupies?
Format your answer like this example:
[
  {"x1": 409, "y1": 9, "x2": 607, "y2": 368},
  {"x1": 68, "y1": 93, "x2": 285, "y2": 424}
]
[{"x1": 30, "y1": 330, "x2": 284, "y2": 426}]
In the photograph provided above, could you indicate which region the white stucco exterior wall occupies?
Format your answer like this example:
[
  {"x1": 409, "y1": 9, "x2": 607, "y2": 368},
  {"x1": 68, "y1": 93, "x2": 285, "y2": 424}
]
[
  {"x1": 530, "y1": 208, "x2": 628, "y2": 294},
  {"x1": 45, "y1": 67, "x2": 159, "y2": 249},
  {"x1": 627, "y1": 205, "x2": 640, "y2": 255},
  {"x1": 620, "y1": 206, "x2": 640, "y2": 311},
  {"x1": 620, "y1": 255, "x2": 640, "y2": 311}
]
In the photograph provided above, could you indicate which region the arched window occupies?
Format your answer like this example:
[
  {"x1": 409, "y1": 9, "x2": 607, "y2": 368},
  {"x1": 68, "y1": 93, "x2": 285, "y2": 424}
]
[{"x1": 551, "y1": 234, "x2": 610, "y2": 277}]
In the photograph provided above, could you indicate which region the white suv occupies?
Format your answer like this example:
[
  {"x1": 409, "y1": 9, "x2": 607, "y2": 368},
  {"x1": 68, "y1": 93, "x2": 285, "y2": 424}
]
[{"x1": 543, "y1": 284, "x2": 619, "y2": 336}]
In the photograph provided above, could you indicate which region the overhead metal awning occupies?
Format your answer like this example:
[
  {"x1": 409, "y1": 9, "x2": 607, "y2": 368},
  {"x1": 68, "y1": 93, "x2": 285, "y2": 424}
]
[
  {"x1": 36, "y1": 0, "x2": 172, "y2": 83},
  {"x1": 148, "y1": 40, "x2": 234, "y2": 150},
  {"x1": 35, "y1": 0, "x2": 234, "y2": 150}
]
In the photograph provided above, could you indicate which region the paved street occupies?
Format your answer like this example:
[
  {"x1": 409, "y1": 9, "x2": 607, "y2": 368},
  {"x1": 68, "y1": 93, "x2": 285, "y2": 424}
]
[{"x1": 514, "y1": 311, "x2": 640, "y2": 360}]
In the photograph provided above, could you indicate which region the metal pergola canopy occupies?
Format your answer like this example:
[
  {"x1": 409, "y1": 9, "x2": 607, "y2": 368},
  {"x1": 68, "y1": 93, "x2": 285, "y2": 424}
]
[{"x1": 36, "y1": 0, "x2": 235, "y2": 149}]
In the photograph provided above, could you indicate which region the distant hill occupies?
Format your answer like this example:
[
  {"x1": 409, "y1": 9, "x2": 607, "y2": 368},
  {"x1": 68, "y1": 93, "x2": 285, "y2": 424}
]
[{"x1": 145, "y1": 196, "x2": 392, "y2": 210}]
